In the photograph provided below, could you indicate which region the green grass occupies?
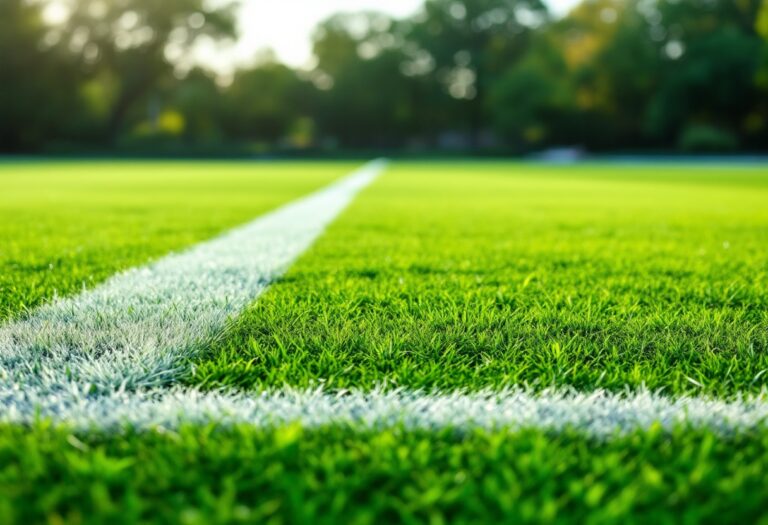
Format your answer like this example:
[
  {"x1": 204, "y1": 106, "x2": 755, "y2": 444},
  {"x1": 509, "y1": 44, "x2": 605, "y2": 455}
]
[
  {"x1": 2, "y1": 423, "x2": 768, "y2": 525},
  {"x1": 189, "y1": 162, "x2": 768, "y2": 396},
  {"x1": 0, "y1": 161, "x2": 355, "y2": 321},
  {"x1": 3, "y1": 160, "x2": 768, "y2": 523}
]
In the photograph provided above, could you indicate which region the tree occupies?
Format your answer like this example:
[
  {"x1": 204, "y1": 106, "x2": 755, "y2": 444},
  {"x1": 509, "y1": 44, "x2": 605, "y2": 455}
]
[
  {"x1": 221, "y1": 57, "x2": 310, "y2": 144},
  {"x1": 52, "y1": 0, "x2": 237, "y2": 141},
  {"x1": 402, "y1": 0, "x2": 548, "y2": 144},
  {"x1": 646, "y1": 0, "x2": 765, "y2": 148},
  {"x1": 489, "y1": 33, "x2": 575, "y2": 148},
  {"x1": 0, "y1": 0, "x2": 84, "y2": 151},
  {"x1": 171, "y1": 68, "x2": 225, "y2": 144},
  {"x1": 311, "y1": 13, "x2": 422, "y2": 147}
]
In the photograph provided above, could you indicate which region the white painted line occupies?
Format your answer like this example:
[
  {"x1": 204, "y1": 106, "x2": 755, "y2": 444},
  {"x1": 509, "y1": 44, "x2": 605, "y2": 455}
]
[
  {"x1": 0, "y1": 160, "x2": 387, "y2": 392},
  {"x1": 1, "y1": 387, "x2": 767, "y2": 437}
]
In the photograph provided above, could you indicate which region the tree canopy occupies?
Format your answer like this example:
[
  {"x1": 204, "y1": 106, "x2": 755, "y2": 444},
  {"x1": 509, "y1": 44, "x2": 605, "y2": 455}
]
[{"x1": 2, "y1": 0, "x2": 766, "y2": 153}]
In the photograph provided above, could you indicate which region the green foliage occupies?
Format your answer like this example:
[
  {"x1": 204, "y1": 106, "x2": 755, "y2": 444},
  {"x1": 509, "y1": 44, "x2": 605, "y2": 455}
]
[
  {"x1": 310, "y1": 13, "x2": 428, "y2": 147},
  {"x1": 489, "y1": 36, "x2": 573, "y2": 146},
  {"x1": 188, "y1": 162, "x2": 768, "y2": 396},
  {"x1": 4, "y1": 0, "x2": 768, "y2": 152},
  {"x1": 64, "y1": 0, "x2": 236, "y2": 140},
  {"x1": 678, "y1": 125, "x2": 739, "y2": 153},
  {"x1": 402, "y1": 0, "x2": 548, "y2": 142},
  {"x1": 647, "y1": 27, "x2": 762, "y2": 143},
  {"x1": 220, "y1": 58, "x2": 310, "y2": 144},
  {"x1": 0, "y1": 0, "x2": 237, "y2": 149},
  {"x1": 0, "y1": 0, "x2": 85, "y2": 150}
]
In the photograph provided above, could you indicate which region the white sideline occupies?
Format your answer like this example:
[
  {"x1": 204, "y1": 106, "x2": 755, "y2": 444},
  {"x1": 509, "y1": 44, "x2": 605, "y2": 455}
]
[
  {"x1": 1, "y1": 387, "x2": 767, "y2": 437},
  {"x1": 0, "y1": 160, "x2": 387, "y2": 392}
]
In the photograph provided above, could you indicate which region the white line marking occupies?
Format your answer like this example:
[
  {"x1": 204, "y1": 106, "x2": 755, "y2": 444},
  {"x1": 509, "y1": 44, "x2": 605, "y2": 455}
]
[
  {"x1": 1, "y1": 387, "x2": 766, "y2": 437},
  {"x1": 0, "y1": 160, "x2": 387, "y2": 392}
]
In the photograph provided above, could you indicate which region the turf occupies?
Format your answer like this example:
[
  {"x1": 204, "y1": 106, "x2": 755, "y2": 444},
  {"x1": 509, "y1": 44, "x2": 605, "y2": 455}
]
[
  {"x1": 1, "y1": 423, "x2": 767, "y2": 525},
  {"x1": 0, "y1": 161, "x2": 355, "y2": 321},
  {"x1": 3, "y1": 160, "x2": 768, "y2": 523},
  {"x1": 189, "y1": 162, "x2": 768, "y2": 396}
]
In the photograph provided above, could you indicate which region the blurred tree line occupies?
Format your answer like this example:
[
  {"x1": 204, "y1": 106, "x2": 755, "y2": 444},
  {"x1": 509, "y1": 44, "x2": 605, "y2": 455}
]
[{"x1": 2, "y1": 0, "x2": 767, "y2": 154}]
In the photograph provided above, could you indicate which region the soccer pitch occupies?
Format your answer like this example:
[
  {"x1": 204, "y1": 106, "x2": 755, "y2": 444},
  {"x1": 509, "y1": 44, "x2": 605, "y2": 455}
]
[{"x1": 1, "y1": 160, "x2": 767, "y2": 523}]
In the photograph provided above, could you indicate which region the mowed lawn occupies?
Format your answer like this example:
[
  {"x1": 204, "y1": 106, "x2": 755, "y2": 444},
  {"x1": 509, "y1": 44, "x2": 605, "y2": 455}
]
[
  {"x1": 0, "y1": 161, "x2": 354, "y2": 321},
  {"x1": 192, "y1": 162, "x2": 768, "y2": 396},
  {"x1": 2, "y1": 160, "x2": 768, "y2": 524}
]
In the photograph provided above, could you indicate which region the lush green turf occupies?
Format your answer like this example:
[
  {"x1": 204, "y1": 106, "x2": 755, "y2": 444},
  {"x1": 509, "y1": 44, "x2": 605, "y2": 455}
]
[
  {"x1": 189, "y1": 162, "x2": 768, "y2": 396},
  {"x1": 3, "y1": 161, "x2": 768, "y2": 523},
  {"x1": 2, "y1": 423, "x2": 767, "y2": 524},
  {"x1": 0, "y1": 161, "x2": 354, "y2": 321}
]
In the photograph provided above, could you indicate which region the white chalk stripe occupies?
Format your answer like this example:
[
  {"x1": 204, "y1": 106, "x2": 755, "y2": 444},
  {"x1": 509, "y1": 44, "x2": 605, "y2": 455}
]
[
  {"x1": 1, "y1": 387, "x2": 767, "y2": 437},
  {"x1": 0, "y1": 160, "x2": 387, "y2": 392}
]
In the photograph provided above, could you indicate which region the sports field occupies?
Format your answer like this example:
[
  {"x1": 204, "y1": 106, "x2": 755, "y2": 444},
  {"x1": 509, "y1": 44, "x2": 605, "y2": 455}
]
[{"x1": 1, "y1": 160, "x2": 767, "y2": 523}]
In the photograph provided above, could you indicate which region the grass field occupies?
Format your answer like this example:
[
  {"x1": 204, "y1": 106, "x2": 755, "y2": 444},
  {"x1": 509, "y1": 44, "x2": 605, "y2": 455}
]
[
  {"x1": 0, "y1": 161, "x2": 352, "y2": 321},
  {"x1": 1, "y1": 160, "x2": 767, "y2": 524},
  {"x1": 191, "y1": 163, "x2": 768, "y2": 396}
]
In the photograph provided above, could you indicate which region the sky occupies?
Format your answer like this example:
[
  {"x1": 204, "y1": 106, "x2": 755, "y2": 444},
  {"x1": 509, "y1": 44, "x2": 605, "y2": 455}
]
[{"x1": 198, "y1": 0, "x2": 582, "y2": 74}]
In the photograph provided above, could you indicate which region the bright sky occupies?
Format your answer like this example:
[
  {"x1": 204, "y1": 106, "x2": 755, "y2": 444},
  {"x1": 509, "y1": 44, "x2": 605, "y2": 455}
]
[{"x1": 200, "y1": 0, "x2": 582, "y2": 74}]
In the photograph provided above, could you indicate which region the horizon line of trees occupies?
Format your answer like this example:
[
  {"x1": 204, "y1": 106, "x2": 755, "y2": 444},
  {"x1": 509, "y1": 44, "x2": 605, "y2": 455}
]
[{"x1": 2, "y1": 0, "x2": 768, "y2": 154}]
